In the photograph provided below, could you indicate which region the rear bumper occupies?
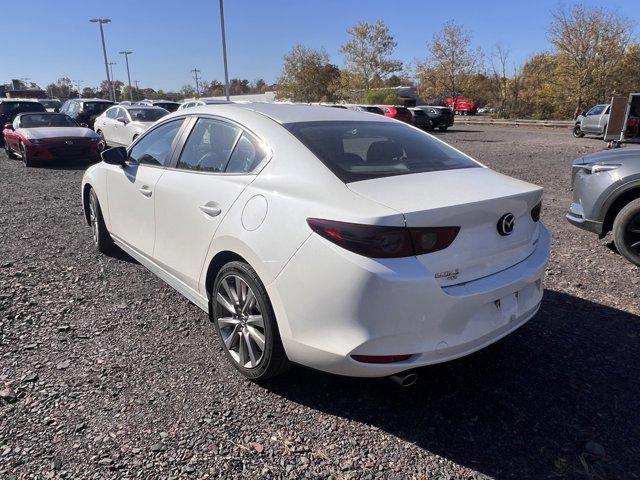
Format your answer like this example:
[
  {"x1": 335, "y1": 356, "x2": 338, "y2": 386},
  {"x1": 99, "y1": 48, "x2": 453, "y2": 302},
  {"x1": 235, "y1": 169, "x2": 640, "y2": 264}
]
[{"x1": 269, "y1": 223, "x2": 551, "y2": 377}]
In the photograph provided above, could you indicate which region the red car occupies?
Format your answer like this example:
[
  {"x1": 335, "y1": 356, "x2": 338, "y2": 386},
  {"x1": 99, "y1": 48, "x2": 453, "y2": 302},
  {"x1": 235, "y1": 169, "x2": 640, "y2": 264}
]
[
  {"x1": 3, "y1": 112, "x2": 103, "y2": 167},
  {"x1": 378, "y1": 105, "x2": 413, "y2": 123}
]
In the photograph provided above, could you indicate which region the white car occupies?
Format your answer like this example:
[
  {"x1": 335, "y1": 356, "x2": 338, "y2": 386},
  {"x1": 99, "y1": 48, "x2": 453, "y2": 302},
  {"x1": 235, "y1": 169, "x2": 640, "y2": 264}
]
[
  {"x1": 82, "y1": 103, "x2": 551, "y2": 382},
  {"x1": 94, "y1": 105, "x2": 169, "y2": 147},
  {"x1": 178, "y1": 98, "x2": 233, "y2": 110}
]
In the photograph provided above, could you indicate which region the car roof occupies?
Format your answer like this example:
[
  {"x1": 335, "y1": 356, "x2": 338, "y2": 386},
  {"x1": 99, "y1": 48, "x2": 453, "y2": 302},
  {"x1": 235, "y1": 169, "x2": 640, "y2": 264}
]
[
  {"x1": 76, "y1": 98, "x2": 113, "y2": 103},
  {"x1": 212, "y1": 102, "x2": 393, "y2": 124},
  {"x1": 0, "y1": 98, "x2": 41, "y2": 103},
  {"x1": 113, "y1": 104, "x2": 166, "y2": 111}
]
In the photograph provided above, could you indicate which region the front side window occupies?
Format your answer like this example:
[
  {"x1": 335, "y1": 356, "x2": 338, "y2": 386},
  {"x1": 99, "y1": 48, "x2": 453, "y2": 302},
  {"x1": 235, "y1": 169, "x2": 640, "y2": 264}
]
[
  {"x1": 116, "y1": 108, "x2": 127, "y2": 121},
  {"x1": 128, "y1": 119, "x2": 184, "y2": 166},
  {"x1": 587, "y1": 105, "x2": 605, "y2": 116},
  {"x1": 176, "y1": 118, "x2": 241, "y2": 173},
  {"x1": 105, "y1": 108, "x2": 117, "y2": 119},
  {"x1": 285, "y1": 120, "x2": 479, "y2": 183}
]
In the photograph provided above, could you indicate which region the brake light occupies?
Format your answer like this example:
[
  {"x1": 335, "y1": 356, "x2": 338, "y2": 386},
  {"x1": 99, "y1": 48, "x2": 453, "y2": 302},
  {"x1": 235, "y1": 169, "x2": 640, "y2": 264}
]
[{"x1": 307, "y1": 218, "x2": 459, "y2": 258}]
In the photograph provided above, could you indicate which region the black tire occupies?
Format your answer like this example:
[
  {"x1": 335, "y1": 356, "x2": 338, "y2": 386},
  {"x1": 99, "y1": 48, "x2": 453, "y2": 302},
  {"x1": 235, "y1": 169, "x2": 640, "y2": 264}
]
[
  {"x1": 212, "y1": 261, "x2": 289, "y2": 381},
  {"x1": 438, "y1": 126, "x2": 448, "y2": 131},
  {"x1": 4, "y1": 141, "x2": 17, "y2": 159},
  {"x1": 20, "y1": 142, "x2": 38, "y2": 167},
  {"x1": 88, "y1": 189, "x2": 116, "y2": 254},
  {"x1": 613, "y1": 198, "x2": 640, "y2": 266},
  {"x1": 573, "y1": 124, "x2": 585, "y2": 138}
]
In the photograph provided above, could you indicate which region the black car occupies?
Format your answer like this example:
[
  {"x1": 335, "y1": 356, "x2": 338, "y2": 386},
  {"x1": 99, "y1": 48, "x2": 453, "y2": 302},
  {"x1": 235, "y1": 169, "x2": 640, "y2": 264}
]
[
  {"x1": 59, "y1": 98, "x2": 114, "y2": 128},
  {"x1": 0, "y1": 99, "x2": 47, "y2": 146},
  {"x1": 135, "y1": 99, "x2": 181, "y2": 112},
  {"x1": 409, "y1": 108, "x2": 434, "y2": 130},
  {"x1": 414, "y1": 106, "x2": 455, "y2": 131}
]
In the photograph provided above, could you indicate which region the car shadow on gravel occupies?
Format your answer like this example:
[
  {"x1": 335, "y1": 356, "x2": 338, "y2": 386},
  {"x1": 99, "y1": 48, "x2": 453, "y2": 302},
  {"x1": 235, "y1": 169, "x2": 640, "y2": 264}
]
[{"x1": 264, "y1": 289, "x2": 640, "y2": 478}]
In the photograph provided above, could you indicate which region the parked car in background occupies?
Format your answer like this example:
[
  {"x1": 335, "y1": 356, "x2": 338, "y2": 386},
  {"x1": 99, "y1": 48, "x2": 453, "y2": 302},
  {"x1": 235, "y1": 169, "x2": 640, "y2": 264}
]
[
  {"x1": 37, "y1": 98, "x2": 62, "y2": 112},
  {"x1": 135, "y1": 99, "x2": 181, "y2": 112},
  {"x1": 477, "y1": 106, "x2": 495, "y2": 115},
  {"x1": 567, "y1": 147, "x2": 640, "y2": 265},
  {"x1": 573, "y1": 104, "x2": 610, "y2": 138},
  {"x1": 59, "y1": 98, "x2": 115, "y2": 129},
  {"x1": 0, "y1": 99, "x2": 47, "y2": 147},
  {"x1": 3, "y1": 112, "x2": 101, "y2": 167},
  {"x1": 178, "y1": 98, "x2": 233, "y2": 110},
  {"x1": 414, "y1": 106, "x2": 455, "y2": 131},
  {"x1": 378, "y1": 105, "x2": 412, "y2": 123},
  {"x1": 409, "y1": 108, "x2": 434, "y2": 130},
  {"x1": 83, "y1": 103, "x2": 550, "y2": 381},
  {"x1": 94, "y1": 105, "x2": 169, "y2": 147},
  {"x1": 445, "y1": 97, "x2": 476, "y2": 115},
  {"x1": 346, "y1": 105, "x2": 385, "y2": 115}
]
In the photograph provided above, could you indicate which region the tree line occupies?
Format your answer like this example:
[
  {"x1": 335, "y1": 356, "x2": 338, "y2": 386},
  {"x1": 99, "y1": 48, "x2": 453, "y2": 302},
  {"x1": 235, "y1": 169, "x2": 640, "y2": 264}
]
[{"x1": 276, "y1": 4, "x2": 640, "y2": 119}]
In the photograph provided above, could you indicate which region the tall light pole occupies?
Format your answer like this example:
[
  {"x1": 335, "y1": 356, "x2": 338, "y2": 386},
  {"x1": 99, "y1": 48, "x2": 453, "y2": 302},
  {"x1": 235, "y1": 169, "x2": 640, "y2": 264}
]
[
  {"x1": 119, "y1": 51, "x2": 134, "y2": 102},
  {"x1": 90, "y1": 18, "x2": 115, "y2": 102},
  {"x1": 191, "y1": 68, "x2": 201, "y2": 97},
  {"x1": 218, "y1": 0, "x2": 230, "y2": 100}
]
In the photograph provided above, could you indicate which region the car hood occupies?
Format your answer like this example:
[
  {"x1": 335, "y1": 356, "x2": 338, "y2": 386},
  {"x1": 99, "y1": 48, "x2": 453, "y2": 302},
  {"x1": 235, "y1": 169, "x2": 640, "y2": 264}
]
[
  {"x1": 20, "y1": 127, "x2": 99, "y2": 140},
  {"x1": 579, "y1": 146, "x2": 640, "y2": 165}
]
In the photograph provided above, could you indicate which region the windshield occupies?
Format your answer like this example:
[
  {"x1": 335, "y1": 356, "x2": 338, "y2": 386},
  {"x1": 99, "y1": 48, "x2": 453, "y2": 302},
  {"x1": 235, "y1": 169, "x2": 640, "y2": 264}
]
[
  {"x1": 83, "y1": 102, "x2": 112, "y2": 114},
  {"x1": 39, "y1": 100, "x2": 61, "y2": 109},
  {"x1": 285, "y1": 121, "x2": 478, "y2": 183},
  {"x1": 0, "y1": 102, "x2": 46, "y2": 115},
  {"x1": 127, "y1": 108, "x2": 169, "y2": 122},
  {"x1": 20, "y1": 113, "x2": 78, "y2": 128}
]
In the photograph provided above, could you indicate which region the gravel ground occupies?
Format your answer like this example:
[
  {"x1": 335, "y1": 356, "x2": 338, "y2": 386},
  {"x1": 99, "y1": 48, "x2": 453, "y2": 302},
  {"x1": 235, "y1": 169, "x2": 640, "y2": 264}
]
[{"x1": 1, "y1": 125, "x2": 639, "y2": 479}]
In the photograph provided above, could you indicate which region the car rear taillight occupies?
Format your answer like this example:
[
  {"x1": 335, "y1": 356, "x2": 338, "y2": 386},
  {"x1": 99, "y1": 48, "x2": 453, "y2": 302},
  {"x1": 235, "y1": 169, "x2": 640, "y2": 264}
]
[
  {"x1": 307, "y1": 218, "x2": 459, "y2": 258},
  {"x1": 531, "y1": 201, "x2": 541, "y2": 222}
]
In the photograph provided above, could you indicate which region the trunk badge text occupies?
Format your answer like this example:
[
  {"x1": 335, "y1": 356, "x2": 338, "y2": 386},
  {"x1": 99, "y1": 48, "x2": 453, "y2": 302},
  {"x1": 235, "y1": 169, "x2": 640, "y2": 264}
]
[
  {"x1": 497, "y1": 213, "x2": 516, "y2": 236},
  {"x1": 435, "y1": 268, "x2": 459, "y2": 280}
]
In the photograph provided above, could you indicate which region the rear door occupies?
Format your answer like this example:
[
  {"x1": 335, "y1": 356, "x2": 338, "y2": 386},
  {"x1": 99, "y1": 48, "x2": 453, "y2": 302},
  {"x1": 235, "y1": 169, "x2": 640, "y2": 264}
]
[{"x1": 153, "y1": 116, "x2": 266, "y2": 291}]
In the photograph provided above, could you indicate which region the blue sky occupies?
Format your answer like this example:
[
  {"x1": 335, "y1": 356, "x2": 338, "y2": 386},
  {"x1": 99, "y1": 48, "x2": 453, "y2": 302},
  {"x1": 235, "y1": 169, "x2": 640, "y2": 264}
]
[{"x1": 4, "y1": 0, "x2": 637, "y2": 92}]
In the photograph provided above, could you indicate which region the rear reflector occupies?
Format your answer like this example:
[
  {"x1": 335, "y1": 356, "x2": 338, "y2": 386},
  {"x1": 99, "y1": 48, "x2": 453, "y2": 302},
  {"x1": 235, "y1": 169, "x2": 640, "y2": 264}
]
[
  {"x1": 307, "y1": 218, "x2": 459, "y2": 258},
  {"x1": 351, "y1": 354, "x2": 412, "y2": 364}
]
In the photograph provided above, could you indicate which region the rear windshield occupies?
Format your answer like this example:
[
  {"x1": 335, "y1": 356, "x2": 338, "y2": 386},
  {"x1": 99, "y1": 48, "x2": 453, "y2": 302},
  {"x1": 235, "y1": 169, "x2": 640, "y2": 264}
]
[
  {"x1": 0, "y1": 102, "x2": 46, "y2": 115},
  {"x1": 394, "y1": 107, "x2": 410, "y2": 115},
  {"x1": 83, "y1": 102, "x2": 113, "y2": 113},
  {"x1": 128, "y1": 108, "x2": 169, "y2": 121},
  {"x1": 155, "y1": 103, "x2": 179, "y2": 112},
  {"x1": 285, "y1": 121, "x2": 478, "y2": 183},
  {"x1": 365, "y1": 106, "x2": 384, "y2": 115},
  {"x1": 20, "y1": 113, "x2": 77, "y2": 128},
  {"x1": 38, "y1": 100, "x2": 62, "y2": 109}
]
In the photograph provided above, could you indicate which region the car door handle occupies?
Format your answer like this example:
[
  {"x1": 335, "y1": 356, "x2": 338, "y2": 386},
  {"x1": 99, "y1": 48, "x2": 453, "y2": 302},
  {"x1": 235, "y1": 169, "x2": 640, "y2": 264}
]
[
  {"x1": 199, "y1": 203, "x2": 222, "y2": 217},
  {"x1": 139, "y1": 185, "x2": 153, "y2": 198}
]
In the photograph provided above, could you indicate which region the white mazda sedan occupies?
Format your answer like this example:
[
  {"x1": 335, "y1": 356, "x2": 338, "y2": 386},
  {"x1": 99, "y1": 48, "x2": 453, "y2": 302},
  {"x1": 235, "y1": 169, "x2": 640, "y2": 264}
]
[{"x1": 81, "y1": 103, "x2": 551, "y2": 381}]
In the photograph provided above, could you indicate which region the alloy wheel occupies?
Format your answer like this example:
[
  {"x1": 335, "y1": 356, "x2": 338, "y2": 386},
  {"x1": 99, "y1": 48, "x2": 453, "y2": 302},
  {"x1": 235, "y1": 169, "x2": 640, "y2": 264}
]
[
  {"x1": 624, "y1": 213, "x2": 640, "y2": 254},
  {"x1": 216, "y1": 275, "x2": 266, "y2": 369},
  {"x1": 89, "y1": 195, "x2": 99, "y2": 245}
]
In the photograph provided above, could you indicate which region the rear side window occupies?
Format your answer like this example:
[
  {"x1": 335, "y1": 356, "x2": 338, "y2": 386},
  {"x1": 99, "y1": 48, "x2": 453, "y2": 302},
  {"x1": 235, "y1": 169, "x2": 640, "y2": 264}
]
[
  {"x1": 226, "y1": 133, "x2": 268, "y2": 173},
  {"x1": 177, "y1": 118, "x2": 241, "y2": 173},
  {"x1": 285, "y1": 121, "x2": 478, "y2": 183},
  {"x1": 129, "y1": 119, "x2": 184, "y2": 166},
  {"x1": 106, "y1": 108, "x2": 117, "y2": 119}
]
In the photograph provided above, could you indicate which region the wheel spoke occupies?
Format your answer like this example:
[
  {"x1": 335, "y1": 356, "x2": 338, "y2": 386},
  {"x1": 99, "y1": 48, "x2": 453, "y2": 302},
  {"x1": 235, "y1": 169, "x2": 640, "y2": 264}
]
[
  {"x1": 224, "y1": 324, "x2": 240, "y2": 349},
  {"x1": 218, "y1": 317, "x2": 240, "y2": 329},
  {"x1": 247, "y1": 325, "x2": 265, "y2": 350},
  {"x1": 246, "y1": 315, "x2": 264, "y2": 328},
  {"x1": 217, "y1": 292, "x2": 236, "y2": 314},
  {"x1": 221, "y1": 277, "x2": 238, "y2": 303},
  {"x1": 631, "y1": 240, "x2": 640, "y2": 250},
  {"x1": 244, "y1": 330, "x2": 257, "y2": 367},
  {"x1": 241, "y1": 289, "x2": 255, "y2": 315},
  {"x1": 237, "y1": 330, "x2": 246, "y2": 365}
]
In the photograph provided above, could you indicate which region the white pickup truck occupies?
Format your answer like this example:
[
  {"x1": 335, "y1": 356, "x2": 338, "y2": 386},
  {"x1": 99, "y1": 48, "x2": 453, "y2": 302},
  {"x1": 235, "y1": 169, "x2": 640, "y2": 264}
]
[{"x1": 573, "y1": 104, "x2": 610, "y2": 138}]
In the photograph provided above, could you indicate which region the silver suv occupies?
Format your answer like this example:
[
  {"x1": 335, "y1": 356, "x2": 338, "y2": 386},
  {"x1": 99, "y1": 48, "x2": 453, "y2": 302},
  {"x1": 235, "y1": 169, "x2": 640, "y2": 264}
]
[
  {"x1": 567, "y1": 147, "x2": 640, "y2": 265},
  {"x1": 573, "y1": 104, "x2": 610, "y2": 138}
]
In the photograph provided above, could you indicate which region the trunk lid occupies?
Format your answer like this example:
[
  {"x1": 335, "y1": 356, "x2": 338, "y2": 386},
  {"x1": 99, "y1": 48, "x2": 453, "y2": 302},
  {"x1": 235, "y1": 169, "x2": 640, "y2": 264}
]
[{"x1": 347, "y1": 168, "x2": 543, "y2": 286}]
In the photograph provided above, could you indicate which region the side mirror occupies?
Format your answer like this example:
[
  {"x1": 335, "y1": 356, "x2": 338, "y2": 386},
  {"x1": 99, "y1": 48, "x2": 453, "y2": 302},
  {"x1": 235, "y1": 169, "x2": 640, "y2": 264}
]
[
  {"x1": 101, "y1": 146, "x2": 129, "y2": 167},
  {"x1": 117, "y1": 118, "x2": 128, "y2": 124},
  {"x1": 3, "y1": 123, "x2": 13, "y2": 130}
]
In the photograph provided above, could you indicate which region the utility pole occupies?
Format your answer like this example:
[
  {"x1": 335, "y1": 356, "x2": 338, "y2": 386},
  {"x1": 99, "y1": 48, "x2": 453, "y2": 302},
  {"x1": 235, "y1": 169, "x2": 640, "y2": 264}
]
[
  {"x1": 108, "y1": 62, "x2": 117, "y2": 100},
  {"x1": 219, "y1": 0, "x2": 230, "y2": 100},
  {"x1": 191, "y1": 68, "x2": 201, "y2": 97},
  {"x1": 133, "y1": 80, "x2": 140, "y2": 101},
  {"x1": 73, "y1": 80, "x2": 83, "y2": 97},
  {"x1": 89, "y1": 18, "x2": 115, "y2": 102},
  {"x1": 119, "y1": 51, "x2": 134, "y2": 102}
]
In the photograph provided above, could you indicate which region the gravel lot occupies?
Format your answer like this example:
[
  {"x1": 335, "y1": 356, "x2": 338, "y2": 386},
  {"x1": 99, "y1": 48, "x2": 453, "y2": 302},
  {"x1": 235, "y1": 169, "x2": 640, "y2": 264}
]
[{"x1": 1, "y1": 125, "x2": 639, "y2": 479}]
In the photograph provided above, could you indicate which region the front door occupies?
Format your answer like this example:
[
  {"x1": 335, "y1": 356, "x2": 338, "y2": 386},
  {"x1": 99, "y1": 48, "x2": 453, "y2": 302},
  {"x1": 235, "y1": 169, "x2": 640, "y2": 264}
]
[{"x1": 106, "y1": 118, "x2": 186, "y2": 256}]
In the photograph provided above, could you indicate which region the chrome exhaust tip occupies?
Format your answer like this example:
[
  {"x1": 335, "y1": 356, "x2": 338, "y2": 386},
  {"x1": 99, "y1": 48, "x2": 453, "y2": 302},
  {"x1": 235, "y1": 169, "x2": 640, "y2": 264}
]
[{"x1": 389, "y1": 372, "x2": 418, "y2": 387}]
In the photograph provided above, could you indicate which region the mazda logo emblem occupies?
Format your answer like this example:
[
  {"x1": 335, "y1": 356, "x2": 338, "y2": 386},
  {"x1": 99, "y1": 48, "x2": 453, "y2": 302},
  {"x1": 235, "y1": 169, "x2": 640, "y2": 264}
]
[
  {"x1": 65, "y1": 140, "x2": 73, "y2": 145},
  {"x1": 497, "y1": 213, "x2": 515, "y2": 236}
]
